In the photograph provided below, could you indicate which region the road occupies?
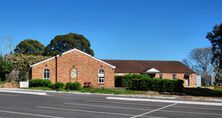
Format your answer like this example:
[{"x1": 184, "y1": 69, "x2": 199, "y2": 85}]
[{"x1": 0, "y1": 92, "x2": 222, "y2": 118}]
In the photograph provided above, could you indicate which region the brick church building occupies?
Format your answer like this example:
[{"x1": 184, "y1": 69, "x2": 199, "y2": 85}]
[{"x1": 31, "y1": 48, "x2": 196, "y2": 88}]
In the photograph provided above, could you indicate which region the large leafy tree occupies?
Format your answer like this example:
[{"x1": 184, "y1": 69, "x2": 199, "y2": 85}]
[
  {"x1": 206, "y1": 23, "x2": 222, "y2": 85},
  {"x1": 44, "y1": 33, "x2": 94, "y2": 56},
  {"x1": 0, "y1": 56, "x2": 13, "y2": 81},
  {"x1": 14, "y1": 39, "x2": 45, "y2": 55},
  {"x1": 7, "y1": 54, "x2": 49, "y2": 81}
]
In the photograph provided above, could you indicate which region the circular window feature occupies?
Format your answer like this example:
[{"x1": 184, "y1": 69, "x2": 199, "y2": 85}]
[{"x1": 71, "y1": 68, "x2": 77, "y2": 78}]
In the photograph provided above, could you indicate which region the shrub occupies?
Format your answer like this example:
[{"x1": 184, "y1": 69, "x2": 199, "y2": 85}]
[
  {"x1": 115, "y1": 76, "x2": 126, "y2": 87},
  {"x1": 0, "y1": 56, "x2": 13, "y2": 81},
  {"x1": 29, "y1": 79, "x2": 51, "y2": 87},
  {"x1": 176, "y1": 79, "x2": 184, "y2": 92},
  {"x1": 140, "y1": 78, "x2": 152, "y2": 91},
  {"x1": 128, "y1": 79, "x2": 141, "y2": 90},
  {"x1": 152, "y1": 78, "x2": 163, "y2": 92},
  {"x1": 162, "y1": 79, "x2": 173, "y2": 92},
  {"x1": 65, "y1": 82, "x2": 81, "y2": 90},
  {"x1": 50, "y1": 82, "x2": 64, "y2": 90},
  {"x1": 124, "y1": 74, "x2": 149, "y2": 89},
  {"x1": 124, "y1": 74, "x2": 184, "y2": 93}
]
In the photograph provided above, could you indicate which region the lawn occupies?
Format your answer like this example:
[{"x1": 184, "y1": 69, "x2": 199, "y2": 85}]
[
  {"x1": 28, "y1": 87, "x2": 147, "y2": 95},
  {"x1": 183, "y1": 87, "x2": 222, "y2": 97},
  {"x1": 214, "y1": 86, "x2": 222, "y2": 91},
  {"x1": 0, "y1": 81, "x2": 6, "y2": 85},
  {"x1": 0, "y1": 81, "x2": 6, "y2": 86},
  {"x1": 28, "y1": 86, "x2": 222, "y2": 97}
]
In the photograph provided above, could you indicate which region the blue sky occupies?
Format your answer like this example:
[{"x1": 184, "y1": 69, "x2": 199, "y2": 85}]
[{"x1": 0, "y1": 0, "x2": 221, "y2": 61}]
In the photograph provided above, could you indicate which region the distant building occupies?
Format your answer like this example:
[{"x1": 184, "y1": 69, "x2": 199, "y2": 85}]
[{"x1": 104, "y1": 60, "x2": 196, "y2": 87}]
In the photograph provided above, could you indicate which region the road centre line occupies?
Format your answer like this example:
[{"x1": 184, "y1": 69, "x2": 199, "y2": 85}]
[
  {"x1": 36, "y1": 106, "x2": 167, "y2": 118},
  {"x1": 130, "y1": 103, "x2": 177, "y2": 118},
  {"x1": 64, "y1": 102, "x2": 150, "y2": 111},
  {"x1": 0, "y1": 109, "x2": 63, "y2": 118},
  {"x1": 83, "y1": 99, "x2": 164, "y2": 107}
]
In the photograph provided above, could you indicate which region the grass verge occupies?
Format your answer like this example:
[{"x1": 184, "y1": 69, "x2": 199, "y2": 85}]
[
  {"x1": 28, "y1": 87, "x2": 146, "y2": 95},
  {"x1": 28, "y1": 87, "x2": 222, "y2": 97}
]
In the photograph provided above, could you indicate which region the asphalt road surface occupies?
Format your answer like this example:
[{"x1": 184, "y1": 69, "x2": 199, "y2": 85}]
[{"x1": 0, "y1": 92, "x2": 222, "y2": 118}]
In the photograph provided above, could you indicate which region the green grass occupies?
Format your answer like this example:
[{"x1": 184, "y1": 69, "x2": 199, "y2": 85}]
[
  {"x1": 28, "y1": 87, "x2": 146, "y2": 95},
  {"x1": 214, "y1": 86, "x2": 222, "y2": 91},
  {"x1": 29, "y1": 87, "x2": 53, "y2": 91},
  {"x1": 0, "y1": 81, "x2": 6, "y2": 85},
  {"x1": 78, "y1": 87, "x2": 145, "y2": 94},
  {"x1": 28, "y1": 86, "x2": 222, "y2": 97},
  {"x1": 183, "y1": 87, "x2": 222, "y2": 97}
]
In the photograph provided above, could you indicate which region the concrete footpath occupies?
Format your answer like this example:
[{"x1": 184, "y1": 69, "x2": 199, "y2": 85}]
[{"x1": 0, "y1": 88, "x2": 47, "y2": 95}]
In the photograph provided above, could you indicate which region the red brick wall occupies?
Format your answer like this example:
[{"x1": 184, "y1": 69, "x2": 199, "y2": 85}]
[
  {"x1": 32, "y1": 50, "x2": 115, "y2": 88},
  {"x1": 155, "y1": 73, "x2": 196, "y2": 87}
]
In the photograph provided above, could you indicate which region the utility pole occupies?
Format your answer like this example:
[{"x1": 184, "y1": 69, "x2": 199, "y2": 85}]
[{"x1": 55, "y1": 55, "x2": 58, "y2": 83}]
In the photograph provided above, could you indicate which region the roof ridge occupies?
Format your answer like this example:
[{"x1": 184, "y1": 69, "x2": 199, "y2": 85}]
[{"x1": 102, "y1": 59, "x2": 180, "y2": 62}]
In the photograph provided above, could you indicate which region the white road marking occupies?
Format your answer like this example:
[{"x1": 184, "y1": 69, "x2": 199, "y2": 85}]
[
  {"x1": 64, "y1": 102, "x2": 150, "y2": 111},
  {"x1": 0, "y1": 90, "x2": 47, "y2": 95},
  {"x1": 84, "y1": 99, "x2": 164, "y2": 107},
  {"x1": 0, "y1": 109, "x2": 63, "y2": 118},
  {"x1": 36, "y1": 106, "x2": 167, "y2": 118},
  {"x1": 130, "y1": 103, "x2": 177, "y2": 118},
  {"x1": 106, "y1": 97, "x2": 222, "y2": 106}
]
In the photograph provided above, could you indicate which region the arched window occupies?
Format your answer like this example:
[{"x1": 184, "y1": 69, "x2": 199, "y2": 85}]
[
  {"x1": 98, "y1": 69, "x2": 105, "y2": 83},
  {"x1": 71, "y1": 68, "x2": 78, "y2": 78},
  {"x1": 44, "y1": 69, "x2": 50, "y2": 80}
]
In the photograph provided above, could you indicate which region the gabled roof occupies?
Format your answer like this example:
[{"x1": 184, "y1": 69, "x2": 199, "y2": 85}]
[
  {"x1": 30, "y1": 48, "x2": 116, "y2": 69},
  {"x1": 103, "y1": 60, "x2": 195, "y2": 74}
]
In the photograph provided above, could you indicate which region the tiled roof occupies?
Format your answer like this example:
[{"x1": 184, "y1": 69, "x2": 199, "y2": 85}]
[{"x1": 103, "y1": 60, "x2": 195, "y2": 74}]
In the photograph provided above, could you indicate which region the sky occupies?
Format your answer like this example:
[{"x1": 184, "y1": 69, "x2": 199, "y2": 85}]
[{"x1": 0, "y1": 0, "x2": 221, "y2": 61}]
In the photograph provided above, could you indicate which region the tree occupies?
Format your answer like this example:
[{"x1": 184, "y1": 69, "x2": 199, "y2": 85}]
[
  {"x1": 0, "y1": 36, "x2": 14, "y2": 55},
  {"x1": 0, "y1": 56, "x2": 13, "y2": 81},
  {"x1": 44, "y1": 33, "x2": 94, "y2": 56},
  {"x1": 206, "y1": 23, "x2": 222, "y2": 85},
  {"x1": 7, "y1": 54, "x2": 49, "y2": 81},
  {"x1": 183, "y1": 47, "x2": 214, "y2": 85},
  {"x1": 14, "y1": 39, "x2": 45, "y2": 55}
]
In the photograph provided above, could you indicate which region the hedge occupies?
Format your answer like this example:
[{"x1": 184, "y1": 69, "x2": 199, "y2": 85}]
[
  {"x1": 29, "y1": 79, "x2": 52, "y2": 87},
  {"x1": 115, "y1": 76, "x2": 126, "y2": 87},
  {"x1": 50, "y1": 82, "x2": 64, "y2": 90},
  {"x1": 124, "y1": 74, "x2": 184, "y2": 92},
  {"x1": 65, "y1": 82, "x2": 81, "y2": 90}
]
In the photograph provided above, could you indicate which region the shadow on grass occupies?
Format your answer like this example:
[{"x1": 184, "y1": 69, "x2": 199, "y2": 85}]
[{"x1": 183, "y1": 87, "x2": 222, "y2": 97}]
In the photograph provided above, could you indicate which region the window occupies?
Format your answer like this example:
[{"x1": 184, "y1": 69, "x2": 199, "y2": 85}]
[
  {"x1": 44, "y1": 69, "x2": 50, "y2": 80},
  {"x1": 172, "y1": 74, "x2": 176, "y2": 80},
  {"x1": 159, "y1": 74, "x2": 163, "y2": 79},
  {"x1": 98, "y1": 69, "x2": 105, "y2": 83},
  {"x1": 71, "y1": 68, "x2": 77, "y2": 78}
]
